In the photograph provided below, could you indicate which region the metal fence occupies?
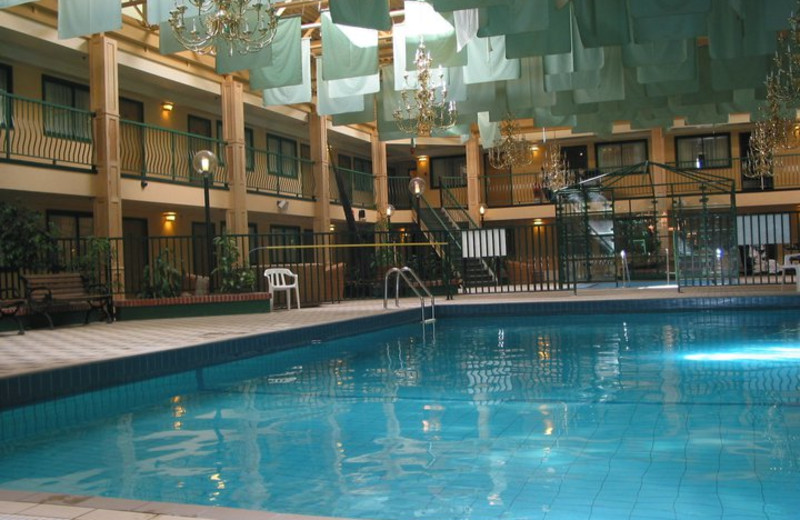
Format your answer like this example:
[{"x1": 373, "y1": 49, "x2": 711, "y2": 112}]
[
  {"x1": 3, "y1": 211, "x2": 800, "y2": 307},
  {"x1": 0, "y1": 91, "x2": 94, "y2": 171}
]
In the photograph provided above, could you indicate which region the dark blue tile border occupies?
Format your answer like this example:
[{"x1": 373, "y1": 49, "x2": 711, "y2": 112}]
[
  {"x1": 3, "y1": 294, "x2": 800, "y2": 411},
  {"x1": 436, "y1": 294, "x2": 800, "y2": 318},
  {"x1": 0, "y1": 309, "x2": 420, "y2": 411}
]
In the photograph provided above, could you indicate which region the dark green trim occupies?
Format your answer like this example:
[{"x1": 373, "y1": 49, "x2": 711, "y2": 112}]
[{"x1": 116, "y1": 299, "x2": 271, "y2": 321}]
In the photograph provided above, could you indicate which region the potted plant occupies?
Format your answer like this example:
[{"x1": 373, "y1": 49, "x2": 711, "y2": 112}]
[{"x1": 213, "y1": 234, "x2": 255, "y2": 293}]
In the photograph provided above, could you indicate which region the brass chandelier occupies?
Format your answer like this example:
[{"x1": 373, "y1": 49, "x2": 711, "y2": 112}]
[
  {"x1": 541, "y1": 140, "x2": 573, "y2": 192},
  {"x1": 168, "y1": 0, "x2": 279, "y2": 56},
  {"x1": 393, "y1": 38, "x2": 458, "y2": 137},
  {"x1": 747, "y1": 2, "x2": 800, "y2": 181},
  {"x1": 487, "y1": 114, "x2": 533, "y2": 170}
]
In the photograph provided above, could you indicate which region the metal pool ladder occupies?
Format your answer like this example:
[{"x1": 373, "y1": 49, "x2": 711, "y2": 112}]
[{"x1": 384, "y1": 266, "x2": 436, "y2": 324}]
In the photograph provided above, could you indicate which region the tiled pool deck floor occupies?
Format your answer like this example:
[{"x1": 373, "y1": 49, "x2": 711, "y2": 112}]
[{"x1": 0, "y1": 284, "x2": 796, "y2": 520}]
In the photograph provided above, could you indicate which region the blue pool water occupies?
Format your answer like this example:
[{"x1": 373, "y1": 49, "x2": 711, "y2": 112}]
[{"x1": 1, "y1": 309, "x2": 800, "y2": 519}]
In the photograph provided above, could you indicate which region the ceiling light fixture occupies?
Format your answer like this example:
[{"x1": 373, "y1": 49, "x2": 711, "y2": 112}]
[
  {"x1": 541, "y1": 138, "x2": 573, "y2": 192},
  {"x1": 487, "y1": 113, "x2": 533, "y2": 170},
  {"x1": 393, "y1": 38, "x2": 457, "y2": 137},
  {"x1": 168, "y1": 0, "x2": 279, "y2": 56}
]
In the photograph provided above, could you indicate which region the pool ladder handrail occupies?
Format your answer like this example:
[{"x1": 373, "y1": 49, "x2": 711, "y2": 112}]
[{"x1": 383, "y1": 266, "x2": 436, "y2": 324}]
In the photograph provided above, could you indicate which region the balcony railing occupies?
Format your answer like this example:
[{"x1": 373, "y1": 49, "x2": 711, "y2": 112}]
[
  {"x1": 388, "y1": 176, "x2": 414, "y2": 209},
  {"x1": 483, "y1": 155, "x2": 800, "y2": 208},
  {"x1": 120, "y1": 120, "x2": 227, "y2": 186},
  {"x1": 329, "y1": 166, "x2": 376, "y2": 208},
  {"x1": 246, "y1": 147, "x2": 315, "y2": 199},
  {"x1": 0, "y1": 90, "x2": 94, "y2": 171},
  {"x1": 483, "y1": 171, "x2": 550, "y2": 207}
]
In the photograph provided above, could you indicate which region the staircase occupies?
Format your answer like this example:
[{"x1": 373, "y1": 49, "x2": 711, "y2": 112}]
[{"x1": 415, "y1": 198, "x2": 498, "y2": 289}]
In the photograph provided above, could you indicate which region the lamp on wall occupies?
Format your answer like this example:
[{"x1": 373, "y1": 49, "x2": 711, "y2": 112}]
[
  {"x1": 161, "y1": 101, "x2": 174, "y2": 112},
  {"x1": 163, "y1": 211, "x2": 177, "y2": 222},
  {"x1": 276, "y1": 199, "x2": 289, "y2": 211},
  {"x1": 479, "y1": 203, "x2": 486, "y2": 227},
  {"x1": 169, "y1": 0, "x2": 280, "y2": 56}
]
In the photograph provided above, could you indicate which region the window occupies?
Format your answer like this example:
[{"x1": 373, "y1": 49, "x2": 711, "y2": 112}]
[
  {"x1": 47, "y1": 211, "x2": 94, "y2": 267},
  {"x1": 42, "y1": 76, "x2": 91, "y2": 141},
  {"x1": 431, "y1": 155, "x2": 467, "y2": 188},
  {"x1": 0, "y1": 63, "x2": 11, "y2": 129},
  {"x1": 596, "y1": 140, "x2": 648, "y2": 171},
  {"x1": 337, "y1": 153, "x2": 373, "y2": 192},
  {"x1": 675, "y1": 134, "x2": 731, "y2": 169},
  {"x1": 269, "y1": 225, "x2": 301, "y2": 264},
  {"x1": 267, "y1": 134, "x2": 298, "y2": 178},
  {"x1": 216, "y1": 121, "x2": 254, "y2": 170}
]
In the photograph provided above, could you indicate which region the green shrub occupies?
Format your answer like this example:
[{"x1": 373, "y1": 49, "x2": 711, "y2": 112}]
[{"x1": 213, "y1": 234, "x2": 255, "y2": 293}]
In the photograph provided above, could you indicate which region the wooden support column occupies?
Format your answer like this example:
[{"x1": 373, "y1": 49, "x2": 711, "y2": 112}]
[
  {"x1": 310, "y1": 112, "x2": 331, "y2": 235},
  {"x1": 89, "y1": 35, "x2": 124, "y2": 293},
  {"x1": 371, "y1": 130, "x2": 389, "y2": 215},
  {"x1": 89, "y1": 34, "x2": 122, "y2": 238},
  {"x1": 221, "y1": 75, "x2": 248, "y2": 236},
  {"x1": 466, "y1": 126, "x2": 483, "y2": 223}
]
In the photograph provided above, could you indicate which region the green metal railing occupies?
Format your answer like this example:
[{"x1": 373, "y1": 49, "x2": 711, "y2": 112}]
[
  {"x1": 388, "y1": 176, "x2": 414, "y2": 209},
  {"x1": 329, "y1": 166, "x2": 376, "y2": 208},
  {"x1": 120, "y1": 120, "x2": 227, "y2": 186},
  {"x1": 0, "y1": 90, "x2": 94, "y2": 170},
  {"x1": 440, "y1": 176, "x2": 478, "y2": 230},
  {"x1": 247, "y1": 147, "x2": 315, "y2": 199}
]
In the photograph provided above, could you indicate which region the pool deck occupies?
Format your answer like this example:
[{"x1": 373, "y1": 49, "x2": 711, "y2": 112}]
[{"x1": 0, "y1": 283, "x2": 797, "y2": 520}]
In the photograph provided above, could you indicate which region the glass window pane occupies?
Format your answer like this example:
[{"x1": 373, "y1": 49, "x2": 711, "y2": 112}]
[{"x1": 281, "y1": 139, "x2": 296, "y2": 177}]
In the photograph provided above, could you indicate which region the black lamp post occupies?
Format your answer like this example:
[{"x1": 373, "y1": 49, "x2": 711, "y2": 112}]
[{"x1": 193, "y1": 150, "x2": 218, "y2": 290}]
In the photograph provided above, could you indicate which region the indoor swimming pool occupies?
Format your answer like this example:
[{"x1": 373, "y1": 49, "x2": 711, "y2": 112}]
[{"x1": 1, "y1": 308, "x2": 799, "y2": 520}]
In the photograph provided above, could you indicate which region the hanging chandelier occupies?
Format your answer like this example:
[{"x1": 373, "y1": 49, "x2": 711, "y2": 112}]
[
  {"x1": 487, "y1": 114, "x2": 533, "y2": 170},
  {"x1": 168, "y1": 0, "x2": 279, "y2": 56},
  {"x1": 393, "y1": 38, "x2": 458, "y2": 137},
  {"x1": 747, "y1": 2, "x2": 800, "y2": 181},
  {"x1": 541, "y1": 140, "x2": 573, "y2": 192}
]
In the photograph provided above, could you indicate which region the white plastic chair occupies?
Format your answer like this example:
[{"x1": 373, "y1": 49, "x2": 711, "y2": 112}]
[{"x1": 263, "y1": 268, "x2": 300, "y2": 309}]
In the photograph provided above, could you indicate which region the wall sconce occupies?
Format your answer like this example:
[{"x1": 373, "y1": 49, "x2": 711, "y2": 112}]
[
  {"x1": 533, "y1": 218, "x2": 543, "y2": 226},
  {"x1": 162, "y1": 101, "x2": 174, "y2": 112},
  {"x1": 329, "y1": 223, "x2": 335, "y2": 232},
  {"x1": 479, "y1": 203, "x2": 486, "y2": 226},
  {"x1": 163, "y1": 211, "x2": 177, "y2": 222},
  {"x1": 417, "y1": 155, "x2": 429, "y2": 163},
  {"x1": 276, "y1": 199, "x2": 289, "y2": 211}
]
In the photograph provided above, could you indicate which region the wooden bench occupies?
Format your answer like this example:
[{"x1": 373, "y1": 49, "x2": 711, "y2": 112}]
[
  {"x1": 1, "y1": 288, "x2": 26, "y2": 335},
  {"x1": 22, "y1": 273, "x2": 114, "y2": 329}
]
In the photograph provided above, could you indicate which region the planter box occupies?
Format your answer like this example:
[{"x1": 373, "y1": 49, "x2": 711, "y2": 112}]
[{"x1": 115, "y1": 292, "x2": 271, "y2": 321}]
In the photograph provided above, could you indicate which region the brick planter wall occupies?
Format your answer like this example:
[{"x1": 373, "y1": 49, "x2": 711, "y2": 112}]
[{"x1": 114, "y1": 292, "x2": 272, "y2": 320}]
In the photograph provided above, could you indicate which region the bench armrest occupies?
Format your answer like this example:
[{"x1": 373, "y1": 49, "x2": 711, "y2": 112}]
[
  {"x1": 26, "y1": 286, "x2": 53, "y2": 303},
  {"x1": 86, "y1": 283, "x2": 112, "y2": 297}
]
